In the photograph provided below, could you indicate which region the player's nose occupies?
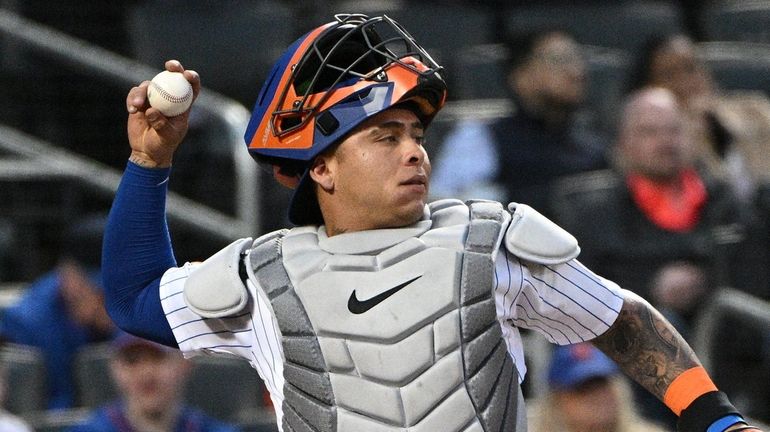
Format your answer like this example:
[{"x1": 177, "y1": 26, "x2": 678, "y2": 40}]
[{"x1": 403, "y1": 138, "x2": 426, "y2": 166}]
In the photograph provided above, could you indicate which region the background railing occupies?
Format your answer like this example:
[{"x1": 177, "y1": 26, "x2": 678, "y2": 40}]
[
  {"x1": 0, "y1": 8, "x2": 259, "y2": 241},
  {"x1": 694, "y1": 288, "x2": 770, "y2": 371}
]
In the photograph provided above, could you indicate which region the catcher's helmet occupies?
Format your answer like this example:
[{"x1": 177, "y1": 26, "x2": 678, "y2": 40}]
[{"x1": 244, "y1": 14, "x2": 447, "y2": 226}]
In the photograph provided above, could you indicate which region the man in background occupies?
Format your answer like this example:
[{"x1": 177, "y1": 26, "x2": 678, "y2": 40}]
[
  {"x1": 67, "y1": 333, "x2": 240, "y2": 432},
  {"x1": 0, "y1": 214, "x2": 115, "y2": 409},
  {"x1": 431, "y1": 29, "x2": 608, "y2": 216}
]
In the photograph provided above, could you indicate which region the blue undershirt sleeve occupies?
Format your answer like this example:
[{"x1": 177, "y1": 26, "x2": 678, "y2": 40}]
[{"x1": 102, "y1": 161, "x2": 178, "y2": 347}]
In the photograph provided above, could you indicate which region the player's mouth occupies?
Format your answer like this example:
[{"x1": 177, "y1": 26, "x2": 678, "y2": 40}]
[{"x1": 400, "y1": 174, "x2": 428, "y2": 191}]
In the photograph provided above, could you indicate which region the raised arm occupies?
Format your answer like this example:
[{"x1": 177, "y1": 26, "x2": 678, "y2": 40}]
[
  {"x1": 592, "y1": 289, "x2": 761, "y2": 432},
  {"x1": 102, "y1": 60, "x2": 201, "y2": 346}
]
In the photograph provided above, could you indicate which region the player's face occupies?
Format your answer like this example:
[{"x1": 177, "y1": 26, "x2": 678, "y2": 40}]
[{"x1": 314, "y1": 108, "x2": 430, "y2": 232}]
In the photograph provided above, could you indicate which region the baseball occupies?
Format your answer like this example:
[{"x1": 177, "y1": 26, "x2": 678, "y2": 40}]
[{"x1": 147, "y1": 70, "x2": 193, "y2": 117}]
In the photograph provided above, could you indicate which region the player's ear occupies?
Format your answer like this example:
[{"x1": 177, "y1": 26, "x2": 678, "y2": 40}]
[{"x1": 309, "y1": 155, "x2": 335, "y2": 192}]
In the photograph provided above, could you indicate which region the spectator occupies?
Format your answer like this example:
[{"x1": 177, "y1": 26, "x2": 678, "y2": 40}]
[
  {"x1": 0, "y1": 214, "x2": 116, "y2": 409},
  {"x1": 551, "y1": 86, "x2": 767, "y2": 427},
  {"x1": 529, "y1": 343, "x2": 668, "y2": 432},
  {"x1": 431, "y1": 29, "x2": 608, "y2": 216},
  {"x1": 627, "y1": 33, "x2": 770, "y2": 204},
  {"x1": 67, "y1": 333, "x2": 240, "y2": 432},
  {"x1": 0, "y1": 365, "x2": 33, "y2": 432},
  {"x1": 553, "y1": 86, "x2": 766, "y2": 302}
]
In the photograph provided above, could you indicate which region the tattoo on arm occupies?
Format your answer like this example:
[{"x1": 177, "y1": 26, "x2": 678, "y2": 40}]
[{"x1": 592, "y1": 290, "x2": 700, "y2": 401}]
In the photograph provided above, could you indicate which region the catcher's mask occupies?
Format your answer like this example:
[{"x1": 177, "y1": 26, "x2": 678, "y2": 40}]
[{"x1": 244, "y1": 13, "x2": 447, "y2": 226}]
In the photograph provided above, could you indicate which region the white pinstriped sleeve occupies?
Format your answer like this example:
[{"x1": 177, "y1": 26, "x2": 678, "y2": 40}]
[
  {"x1": 158, "y1": 263, "x2": 286, "y2": 422},
  {"x1": 495, "y1": 248, "x2": 624, "y2": 344},
  {"x1": 494, "y1": 248, "x2": 624, "y2": 382}
]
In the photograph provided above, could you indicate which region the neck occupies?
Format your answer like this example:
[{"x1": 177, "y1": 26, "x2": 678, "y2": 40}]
[
  {"x1": 322, "y1": 215, "x2": 407, "y2": 237},
  {"x1": 318, "y1": 200, "x2": 374, "y2": 236},
  {"x1": 317, "y1": 194, "x2": 423, "y2": 237}
]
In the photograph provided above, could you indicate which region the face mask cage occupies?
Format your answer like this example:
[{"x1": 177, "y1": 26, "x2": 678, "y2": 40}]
[{"x1": 270, "y1": 13, "x2": 443, "y2": 137}]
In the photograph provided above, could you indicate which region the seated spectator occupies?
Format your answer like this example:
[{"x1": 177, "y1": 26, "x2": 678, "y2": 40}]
[
  {"x1": 67, "y1": 333, "x2": 240, "y2": 432},
  {"x1": 551, "y1": 86, "x2": 768, "y2": 427},
  {"x1": 0, "y1": 214, "x2": 116, "y2": 409},
  {"x1": 431, "y1": 29, "x2": 608, "y2": 216},
  {"x1": 627, "y1": 33, "x2": 770, "y2": 204},
  {"x1": 529, "y1": 342, "x2": 667, "y2": 432},
  {"x1": 553, "y1": 86, "x2": 766, "y2": 302},
  {"x1": 0, "y1": 365, "x2": 33, "y2": 432}
]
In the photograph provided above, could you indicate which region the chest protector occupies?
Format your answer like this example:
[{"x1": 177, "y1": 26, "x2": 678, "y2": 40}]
[{"x1": 247, "y1": 199, "x2": 526, "y2": 432}]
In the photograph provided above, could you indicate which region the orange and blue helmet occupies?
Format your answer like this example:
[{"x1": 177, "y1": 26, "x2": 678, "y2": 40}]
[{"x1": 244, "y1": 14, "x2": 447, "y2": 225}]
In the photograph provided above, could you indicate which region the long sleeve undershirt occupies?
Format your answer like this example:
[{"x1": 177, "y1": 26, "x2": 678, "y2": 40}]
[{"x1": 102, "y1": 161, "x2": 178, "y2": 347}]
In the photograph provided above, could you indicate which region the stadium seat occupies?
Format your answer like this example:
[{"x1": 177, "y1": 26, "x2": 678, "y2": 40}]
[
  {"x1": 503, "y1": 1, "x2": 685, "y2": 52},
  {"x1": 697, "y1": 41, "x2": 770, "y2": 95},
  {"x1": 453, "y1": 43, "x2": 509, "y2": 101},
  {"x1": 453, "y1": 43, "x2": 629, "y2": 132},
  {"x1": 699, "y1": 0, "x2": 770, "y2": 43},
  {"x1": 0, "y1": 343, "x2": 47, "y2": 415},
  {"x1": 72, "y1": 342, "x2": 117, "y2": 408},
  {"x1": 26, "y1": 408, "x2": 90, "y2": 432},
  {"x1": 184, "y1": 354, "x2": 271, "y2": 427},
  {"x1": 582, "y1": 45, "x2": 633, "y2": 133},
  {"x1": 126, "y1": 0, "x2": 298, "y2": 107}
]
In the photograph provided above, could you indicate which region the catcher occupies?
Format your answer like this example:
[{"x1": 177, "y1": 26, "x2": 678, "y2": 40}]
[{"x1": 103, "y1": 14, "x2": 762, "y2": 432}]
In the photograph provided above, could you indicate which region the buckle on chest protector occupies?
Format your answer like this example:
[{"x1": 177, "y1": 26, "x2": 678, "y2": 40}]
[
  {"x1": 183, "y1": 238, "x2": 252, "y2": 318},
  {"x1": 505, "y1": 203, "x2": 580, "y2": 265}
]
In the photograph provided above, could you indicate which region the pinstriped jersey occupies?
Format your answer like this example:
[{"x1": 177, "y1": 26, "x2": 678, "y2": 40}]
[{"x1": 158, "y1": 204, "x2": 624, "y2": 430}]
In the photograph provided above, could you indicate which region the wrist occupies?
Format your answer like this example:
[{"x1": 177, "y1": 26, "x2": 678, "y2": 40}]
[
  {"x1": 129, "y1": 151, "x2": 172, "y2": 169},
  {"x1": 678, "y1": 391, "x2": 741, "y2": 432},
  {"x1": 709, "y1": 415, "x2": 746, "y2": 432},
  {"x1": 124, "y1": 159, "x2": 172, "y2": 186}
]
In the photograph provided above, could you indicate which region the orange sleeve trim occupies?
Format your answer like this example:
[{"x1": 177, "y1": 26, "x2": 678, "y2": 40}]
[{"x1": 664, "y1": 366, "x2": 718, "y2": 416}]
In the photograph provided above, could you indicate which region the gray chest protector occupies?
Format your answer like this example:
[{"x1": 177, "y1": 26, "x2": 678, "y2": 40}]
[{"x1": 248, "y1": 200, "x2": 527, "y2": 432}]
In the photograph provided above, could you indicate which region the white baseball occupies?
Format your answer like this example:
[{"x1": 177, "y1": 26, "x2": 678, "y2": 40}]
[{"x1": 147, "y1": 70, "x2": 193, "y2": 117}]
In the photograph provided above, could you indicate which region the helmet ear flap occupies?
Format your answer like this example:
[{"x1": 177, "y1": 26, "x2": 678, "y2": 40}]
[{"x1": 272, "y1": 165, "x2": 302, "y2": 189}]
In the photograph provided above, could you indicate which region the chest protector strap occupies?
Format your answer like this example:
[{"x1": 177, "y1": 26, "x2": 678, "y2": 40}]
[
  {"x1": 248, "y1": 230, "x2": 337, "y2": 432},
  {"x1": 461, "y1": 200, "x2": 527, "y2": 432}
]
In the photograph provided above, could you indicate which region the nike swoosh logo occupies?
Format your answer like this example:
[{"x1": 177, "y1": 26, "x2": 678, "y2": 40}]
[{"x1": 347, "y1": 275, "x2": 423, "y2": 315}]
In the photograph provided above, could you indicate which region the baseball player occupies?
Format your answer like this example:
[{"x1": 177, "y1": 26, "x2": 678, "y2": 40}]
[{"x1": 103, "y1": 14, "x2": 762, "y2": 432}]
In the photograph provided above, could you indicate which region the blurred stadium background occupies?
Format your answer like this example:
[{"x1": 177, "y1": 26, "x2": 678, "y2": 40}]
[{"x1": 0, "y1": 1, "x2": 769, "y2": 431}]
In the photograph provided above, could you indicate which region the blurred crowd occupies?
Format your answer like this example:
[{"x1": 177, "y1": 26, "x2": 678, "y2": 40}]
[{"x1": 1, "y1": 0, "x2": 769, "y2": 431}]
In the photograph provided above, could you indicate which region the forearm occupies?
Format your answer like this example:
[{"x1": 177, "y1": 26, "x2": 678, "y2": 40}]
[
  {"x1": 102, "y1": 161, "x2": 177, "y2": 346},
  {"x1": 592, "y1": 289, "x2": 698, "y2": 399},
  {"x1": 593, "y1": 289, "x2": 748, "y2": 431}
]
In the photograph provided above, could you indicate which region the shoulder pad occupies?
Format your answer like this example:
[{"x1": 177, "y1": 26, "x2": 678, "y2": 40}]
[
  {"x1": 504, "y1": 203, "x2": 580, "y2": 265},
  {"x1": 184, "y1": 237, "x2": 252, "y2": 318}
]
